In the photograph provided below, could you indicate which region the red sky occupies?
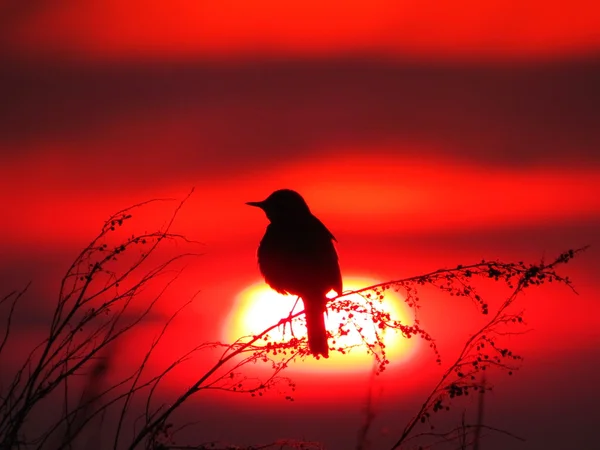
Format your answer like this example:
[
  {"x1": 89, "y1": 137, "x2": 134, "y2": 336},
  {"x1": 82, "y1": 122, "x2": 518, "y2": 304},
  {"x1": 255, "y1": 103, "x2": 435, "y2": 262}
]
[
  {"x1": 1, "y1": 2, "x2": 599, "y2": 449},
  {"x1": 2, "y1": 0, "x2": 600, "y2": 60}
]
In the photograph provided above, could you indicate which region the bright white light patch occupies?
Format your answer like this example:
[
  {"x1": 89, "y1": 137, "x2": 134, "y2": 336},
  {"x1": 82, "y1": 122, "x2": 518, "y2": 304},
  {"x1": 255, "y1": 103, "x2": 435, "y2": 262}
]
[{"x1": 224, "y1": 277, "x2": 416, "y2": 370}]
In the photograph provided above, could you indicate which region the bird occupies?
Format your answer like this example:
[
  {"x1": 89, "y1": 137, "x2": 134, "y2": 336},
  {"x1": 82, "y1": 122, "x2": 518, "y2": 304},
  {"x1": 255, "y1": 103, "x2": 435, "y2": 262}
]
[{"x1": 246, "y1": 189, "x2": 342, "y2": 358}]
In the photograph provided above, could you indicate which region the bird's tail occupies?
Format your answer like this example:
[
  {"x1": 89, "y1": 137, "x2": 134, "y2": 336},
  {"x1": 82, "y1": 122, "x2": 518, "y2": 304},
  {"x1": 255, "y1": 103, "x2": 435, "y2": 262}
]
[{"x1": 303, "y1": 295, "x2": 329, "y2": 358}]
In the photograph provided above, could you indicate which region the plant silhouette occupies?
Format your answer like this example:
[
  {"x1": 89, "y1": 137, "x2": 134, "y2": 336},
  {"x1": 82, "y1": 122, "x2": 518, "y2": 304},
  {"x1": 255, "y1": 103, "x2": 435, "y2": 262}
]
[{"x1": 0, "y1": 192, "x2": 588, "y2": 450}]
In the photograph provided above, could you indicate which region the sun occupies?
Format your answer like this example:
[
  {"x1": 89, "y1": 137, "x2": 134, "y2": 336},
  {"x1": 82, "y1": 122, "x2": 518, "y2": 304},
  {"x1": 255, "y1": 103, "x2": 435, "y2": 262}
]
[{"x1": 224, "y1": 276, "x2": 416, "y2": 370}]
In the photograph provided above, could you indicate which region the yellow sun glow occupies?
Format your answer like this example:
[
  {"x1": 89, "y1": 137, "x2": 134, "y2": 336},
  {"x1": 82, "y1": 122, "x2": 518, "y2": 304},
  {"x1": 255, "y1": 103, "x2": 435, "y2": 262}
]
[{"x1": 224, "y1": 277, "x2": 416, "y2": 370}]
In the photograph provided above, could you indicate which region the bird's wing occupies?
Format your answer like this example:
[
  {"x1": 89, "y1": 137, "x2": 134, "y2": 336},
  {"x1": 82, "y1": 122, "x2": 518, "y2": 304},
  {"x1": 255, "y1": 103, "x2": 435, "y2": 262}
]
[
  {"x1": 258, "y1": 218, "x2": 342, "y2": 297},
  {"x1": 308, "y1": 215, "x2": 343, "y2": 295}
]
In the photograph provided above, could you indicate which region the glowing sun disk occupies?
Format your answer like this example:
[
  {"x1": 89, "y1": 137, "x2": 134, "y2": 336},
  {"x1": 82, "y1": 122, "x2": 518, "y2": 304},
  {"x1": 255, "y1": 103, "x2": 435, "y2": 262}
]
[{"x1": 225, "y1": 277, "x2": 416, "y2": 370}]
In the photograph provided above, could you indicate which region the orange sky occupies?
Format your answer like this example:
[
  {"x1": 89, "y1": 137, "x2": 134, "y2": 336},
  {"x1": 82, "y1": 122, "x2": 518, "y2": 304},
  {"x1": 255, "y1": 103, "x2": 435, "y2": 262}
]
[{"x1": 1, "y1": 2, "x2": 599, "y2": 449}]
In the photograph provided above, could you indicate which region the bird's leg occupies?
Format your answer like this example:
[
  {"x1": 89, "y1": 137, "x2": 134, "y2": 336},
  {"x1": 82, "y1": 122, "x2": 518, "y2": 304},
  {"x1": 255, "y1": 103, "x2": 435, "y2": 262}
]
[{"x1": 278, "y1": 296, "x2": 301, "y2": 338}]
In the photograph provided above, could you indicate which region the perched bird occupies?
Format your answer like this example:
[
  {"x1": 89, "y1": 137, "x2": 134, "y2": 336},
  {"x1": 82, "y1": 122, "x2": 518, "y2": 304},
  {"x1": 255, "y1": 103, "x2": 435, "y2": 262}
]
[{"x1": 247, "y1": 189, "x2": 342, "y2": 358}]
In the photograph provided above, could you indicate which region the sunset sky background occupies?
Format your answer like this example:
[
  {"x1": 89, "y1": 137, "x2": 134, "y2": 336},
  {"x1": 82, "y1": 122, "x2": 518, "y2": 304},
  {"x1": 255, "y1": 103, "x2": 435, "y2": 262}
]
[{"x1": 1, "y1": 1, "x2": 599, "y2": 449}]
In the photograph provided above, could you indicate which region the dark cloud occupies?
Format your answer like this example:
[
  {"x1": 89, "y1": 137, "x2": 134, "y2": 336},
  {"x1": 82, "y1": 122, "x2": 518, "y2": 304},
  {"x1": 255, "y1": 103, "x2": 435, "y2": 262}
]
[{"x1": 1, "y1": 56, "x2": 599, "y2": 183}]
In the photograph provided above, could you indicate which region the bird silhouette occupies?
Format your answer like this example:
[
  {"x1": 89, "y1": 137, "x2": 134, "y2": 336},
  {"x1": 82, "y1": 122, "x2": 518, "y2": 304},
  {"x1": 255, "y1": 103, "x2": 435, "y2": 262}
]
[{"x1": 247, "y1": 189, "x2": 342, "y2": 358}]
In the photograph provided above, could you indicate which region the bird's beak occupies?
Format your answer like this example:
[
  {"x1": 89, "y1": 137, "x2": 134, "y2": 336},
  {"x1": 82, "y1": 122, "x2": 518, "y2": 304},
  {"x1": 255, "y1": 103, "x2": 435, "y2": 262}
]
[{"x1": 246, "y1": 201, "x2": 264, "y2": 208}]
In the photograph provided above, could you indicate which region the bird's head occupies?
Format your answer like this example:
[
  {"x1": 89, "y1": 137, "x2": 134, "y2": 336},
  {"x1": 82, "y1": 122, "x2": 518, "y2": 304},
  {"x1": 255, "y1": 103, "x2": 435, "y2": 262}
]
[{"x1": 246, "y1": 189, "x2": 311, "y2": 222}]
